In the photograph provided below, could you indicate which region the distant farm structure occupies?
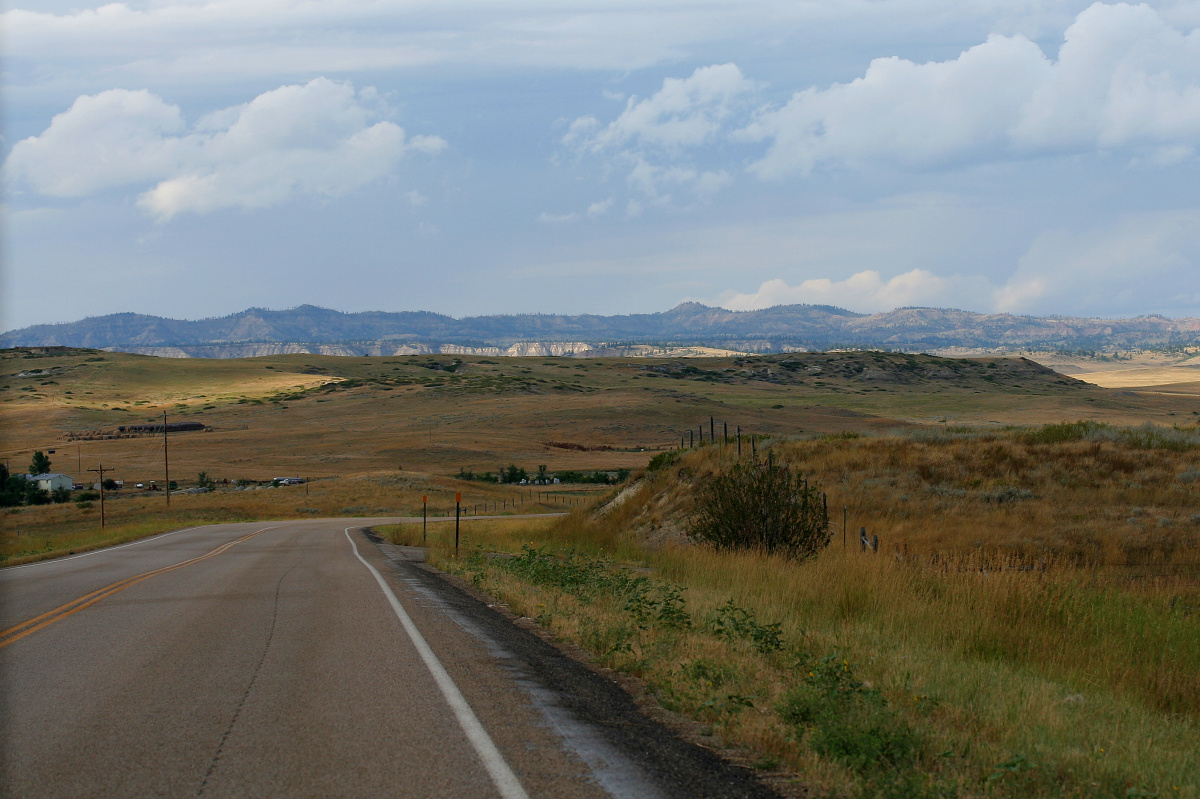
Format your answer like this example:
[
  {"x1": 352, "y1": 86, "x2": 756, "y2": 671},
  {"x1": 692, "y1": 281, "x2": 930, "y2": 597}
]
[{"x1": 59, "y1": 421, "x2": 209, "y2": 442}]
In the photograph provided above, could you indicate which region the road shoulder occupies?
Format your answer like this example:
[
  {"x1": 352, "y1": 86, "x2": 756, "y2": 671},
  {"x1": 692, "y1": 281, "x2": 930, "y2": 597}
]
[{"x1": 360, "y1": 528, "x2": 794, "y2": 799}]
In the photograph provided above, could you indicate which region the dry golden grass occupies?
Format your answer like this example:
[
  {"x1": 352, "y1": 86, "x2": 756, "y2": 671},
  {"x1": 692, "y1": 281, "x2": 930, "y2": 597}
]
[
  {"x1": 4, "y1": 347, "x2": 1192, "y2": 494},
  {"x1": 411, "y1": 431, "x2": 1200, "y2": 798}
]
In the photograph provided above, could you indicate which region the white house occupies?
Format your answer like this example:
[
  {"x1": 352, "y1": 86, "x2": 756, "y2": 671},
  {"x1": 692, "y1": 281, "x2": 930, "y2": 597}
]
[{"x1": 27, "y1": 473, "x2": 74, "y2": 492}]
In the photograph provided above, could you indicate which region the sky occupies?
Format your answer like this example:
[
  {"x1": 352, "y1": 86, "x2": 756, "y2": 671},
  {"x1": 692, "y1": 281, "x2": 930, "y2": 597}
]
[{"x1": 3, "y1": 0, "x2": 1200, "y2": 331}]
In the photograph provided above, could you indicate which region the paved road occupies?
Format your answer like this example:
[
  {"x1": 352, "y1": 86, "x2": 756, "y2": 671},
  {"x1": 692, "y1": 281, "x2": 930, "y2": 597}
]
[{"x1": 0, "y1": 519, "x2": 778, "y2": 799}]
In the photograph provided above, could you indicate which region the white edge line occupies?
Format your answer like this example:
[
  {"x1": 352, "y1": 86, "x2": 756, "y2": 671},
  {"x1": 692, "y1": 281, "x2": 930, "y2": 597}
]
[{"x1": 344, "y1": 527, "x2": 531, "y2": 799}]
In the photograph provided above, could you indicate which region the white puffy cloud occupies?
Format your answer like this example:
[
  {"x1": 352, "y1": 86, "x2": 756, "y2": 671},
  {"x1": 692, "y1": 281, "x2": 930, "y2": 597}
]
[
  {"x1": 743, "y1": 2, "x2": 1200, "y2": 177},
  {"x1": 626, "y1": 158, "x2": 732, "y2": 205},
  {"x1": 719, "y1": 270, "x2": 997, "y2": 313},
  {"x1": 565, "y1": 63, "x2": 754, "y2": 153},
  {"x1": 563, "y1": 64, "x2": 750, "y2": 207},
  {"x1": 5, "y1": 78, "x2": 445, "y2": 220},
  {"x1": 717, "y1": 209, "x2": 1200, "y2": 316},
  {"x1": 4, "y1": 89, "x2": 188, "y2": 197},
  {"x1": 1000, "y1": 208, "x2": 1200, "y2": 314}
]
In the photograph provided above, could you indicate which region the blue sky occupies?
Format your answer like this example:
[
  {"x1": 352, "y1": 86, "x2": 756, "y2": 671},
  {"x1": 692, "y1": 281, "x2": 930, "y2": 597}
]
[{"x1": 3, "y1": 1, "x2": 1199, "y2": 331}]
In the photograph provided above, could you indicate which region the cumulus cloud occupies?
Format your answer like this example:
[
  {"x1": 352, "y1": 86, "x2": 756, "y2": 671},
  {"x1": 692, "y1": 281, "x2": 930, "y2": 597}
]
[
  {"x1": 5, "y1": 78, "x2": 446, "y2": 220},
  {"x1": 563, "y1": 64, "x2": 751, "y2": 206},
  {"x1": 1001, "y1": 209, "x2": 1200, "y2": 315},
  {"x1": 742, "y1": 2, "x2": 1200, "y2": 177},
  {"x1": 717, "y1": 209, "x2": 1200, "y2": 316},
  {"x1": 719, "y1": 269, "x2": 996, "y2": 313},
  {"x1": 565, "y1": 63, "x2": 754, "y2": 153}
]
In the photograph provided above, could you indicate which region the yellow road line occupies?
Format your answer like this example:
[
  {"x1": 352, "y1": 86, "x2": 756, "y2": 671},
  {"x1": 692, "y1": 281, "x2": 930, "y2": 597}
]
[{"x1": 0, "y1": 526, "x2": 278, "y2": 650}]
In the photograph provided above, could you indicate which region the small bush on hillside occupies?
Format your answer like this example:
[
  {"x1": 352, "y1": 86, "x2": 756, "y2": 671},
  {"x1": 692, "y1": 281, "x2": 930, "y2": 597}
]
[
  {"x1": 689, "y1": 457, "x2": 830, "y2": 558},
  {"x1": 1021, "y1": 420, "x2": 1106, "y2": 445},
  {"x1": 646, "y1": 450, "x2": 681, "y2": 472}
]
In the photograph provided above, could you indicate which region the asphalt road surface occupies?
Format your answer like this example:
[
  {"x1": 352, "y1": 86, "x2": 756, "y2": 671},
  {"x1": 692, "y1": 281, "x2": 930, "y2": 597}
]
[{"x1": 0, "y1": 518, "x2": 779, "y2": 799}]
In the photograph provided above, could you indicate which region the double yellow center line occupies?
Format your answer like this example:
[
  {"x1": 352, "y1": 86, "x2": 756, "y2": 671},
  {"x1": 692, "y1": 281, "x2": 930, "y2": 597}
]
[{"x1": 0, "y1": 526, "x2": 277, "y2": 650}]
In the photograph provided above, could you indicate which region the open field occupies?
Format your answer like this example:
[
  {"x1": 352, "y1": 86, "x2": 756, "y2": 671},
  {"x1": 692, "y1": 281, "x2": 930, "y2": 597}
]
[
  {"x1": 4, "y1": 346, "x2": 1196, "y2": 485},
  {"x1": 1021, "y1": 348, "x2": 1200, "y2": 392}
]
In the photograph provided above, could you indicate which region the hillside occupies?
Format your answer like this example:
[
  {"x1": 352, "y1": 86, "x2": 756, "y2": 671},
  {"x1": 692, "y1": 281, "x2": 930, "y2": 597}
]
[
  {"x1": 2, "y1": 346, "x2": 1184, "y2": 490},
  {"x1": 4, "y1": 303, "x2": 1198, "y2": 356}
]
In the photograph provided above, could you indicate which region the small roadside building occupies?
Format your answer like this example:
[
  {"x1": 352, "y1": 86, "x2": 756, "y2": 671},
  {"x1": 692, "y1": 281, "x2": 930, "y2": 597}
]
[{"x1": 27, "y1": 473, "x2": 74, "y2": 492}]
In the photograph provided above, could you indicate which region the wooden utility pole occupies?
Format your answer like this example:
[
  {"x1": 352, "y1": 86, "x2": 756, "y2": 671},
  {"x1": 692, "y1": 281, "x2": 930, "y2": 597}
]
[
  {"x1": 422, "y1": 495, "x2": 428, "y2": 544},
  {"x1": 163, "y1": 412, "x2": 170, "y2": 507},
  {"x1": 88, "y1": 463, "x2": 110, "y2": 528}
]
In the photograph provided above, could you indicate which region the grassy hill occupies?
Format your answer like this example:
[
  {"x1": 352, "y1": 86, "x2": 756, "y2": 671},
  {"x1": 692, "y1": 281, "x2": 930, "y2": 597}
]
[{"x1": 2, "y1": 346, "x2": 1186, "y2": 486}]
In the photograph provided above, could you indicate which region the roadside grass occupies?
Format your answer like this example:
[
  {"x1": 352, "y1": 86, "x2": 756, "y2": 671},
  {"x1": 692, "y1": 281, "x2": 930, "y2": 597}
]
[{"x1": 397, "y1": 433, "x2": 1200, "y2": 799}]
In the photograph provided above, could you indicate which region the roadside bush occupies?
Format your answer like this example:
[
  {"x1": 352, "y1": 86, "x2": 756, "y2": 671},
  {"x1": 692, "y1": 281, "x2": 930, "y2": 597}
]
[
  {"x1": 498, "y1": 546, "x2": 690, "y2": 630},
  {"x1": 704, "y1": 599, "x2": 784, "y2": 653},
  {"x1": 689, "y1": 457, "x2": 830, "y2": 558}
]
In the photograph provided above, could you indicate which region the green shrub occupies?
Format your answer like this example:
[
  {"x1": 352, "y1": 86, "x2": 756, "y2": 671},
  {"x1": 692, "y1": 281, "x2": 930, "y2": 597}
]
[
  {"x1": 498, "y1": 546, "x2": 690, "y2": 629},
  {"x1": 705, "y1": 599, "x2": 784, "y2": 653},
  {"x1": 777, "y1": 654, "x2": 924, "y2": 776},
  {"x1": 646, "y1": 450, "x2": 681, "y2": 472},
  {"x1": 689, "y1": 457, "x2": 830, "y2": 558}
]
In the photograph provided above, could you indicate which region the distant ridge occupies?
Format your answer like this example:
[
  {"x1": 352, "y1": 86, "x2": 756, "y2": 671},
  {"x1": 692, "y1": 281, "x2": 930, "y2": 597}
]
[{"x1": 3, "y1": 304, "x2": 1198, "y2": 357}]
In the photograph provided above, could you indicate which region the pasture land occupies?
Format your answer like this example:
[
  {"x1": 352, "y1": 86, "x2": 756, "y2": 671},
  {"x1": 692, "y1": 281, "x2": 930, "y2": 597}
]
[{"x1": 4, "y1": 346, "x2": 1195, "y2": 483}]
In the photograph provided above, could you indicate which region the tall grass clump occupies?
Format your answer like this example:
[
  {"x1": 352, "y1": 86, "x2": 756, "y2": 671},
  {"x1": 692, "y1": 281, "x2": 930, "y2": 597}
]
[{"x1": 1021, "y1": 420, "x2": 1200, "y2": 450}]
